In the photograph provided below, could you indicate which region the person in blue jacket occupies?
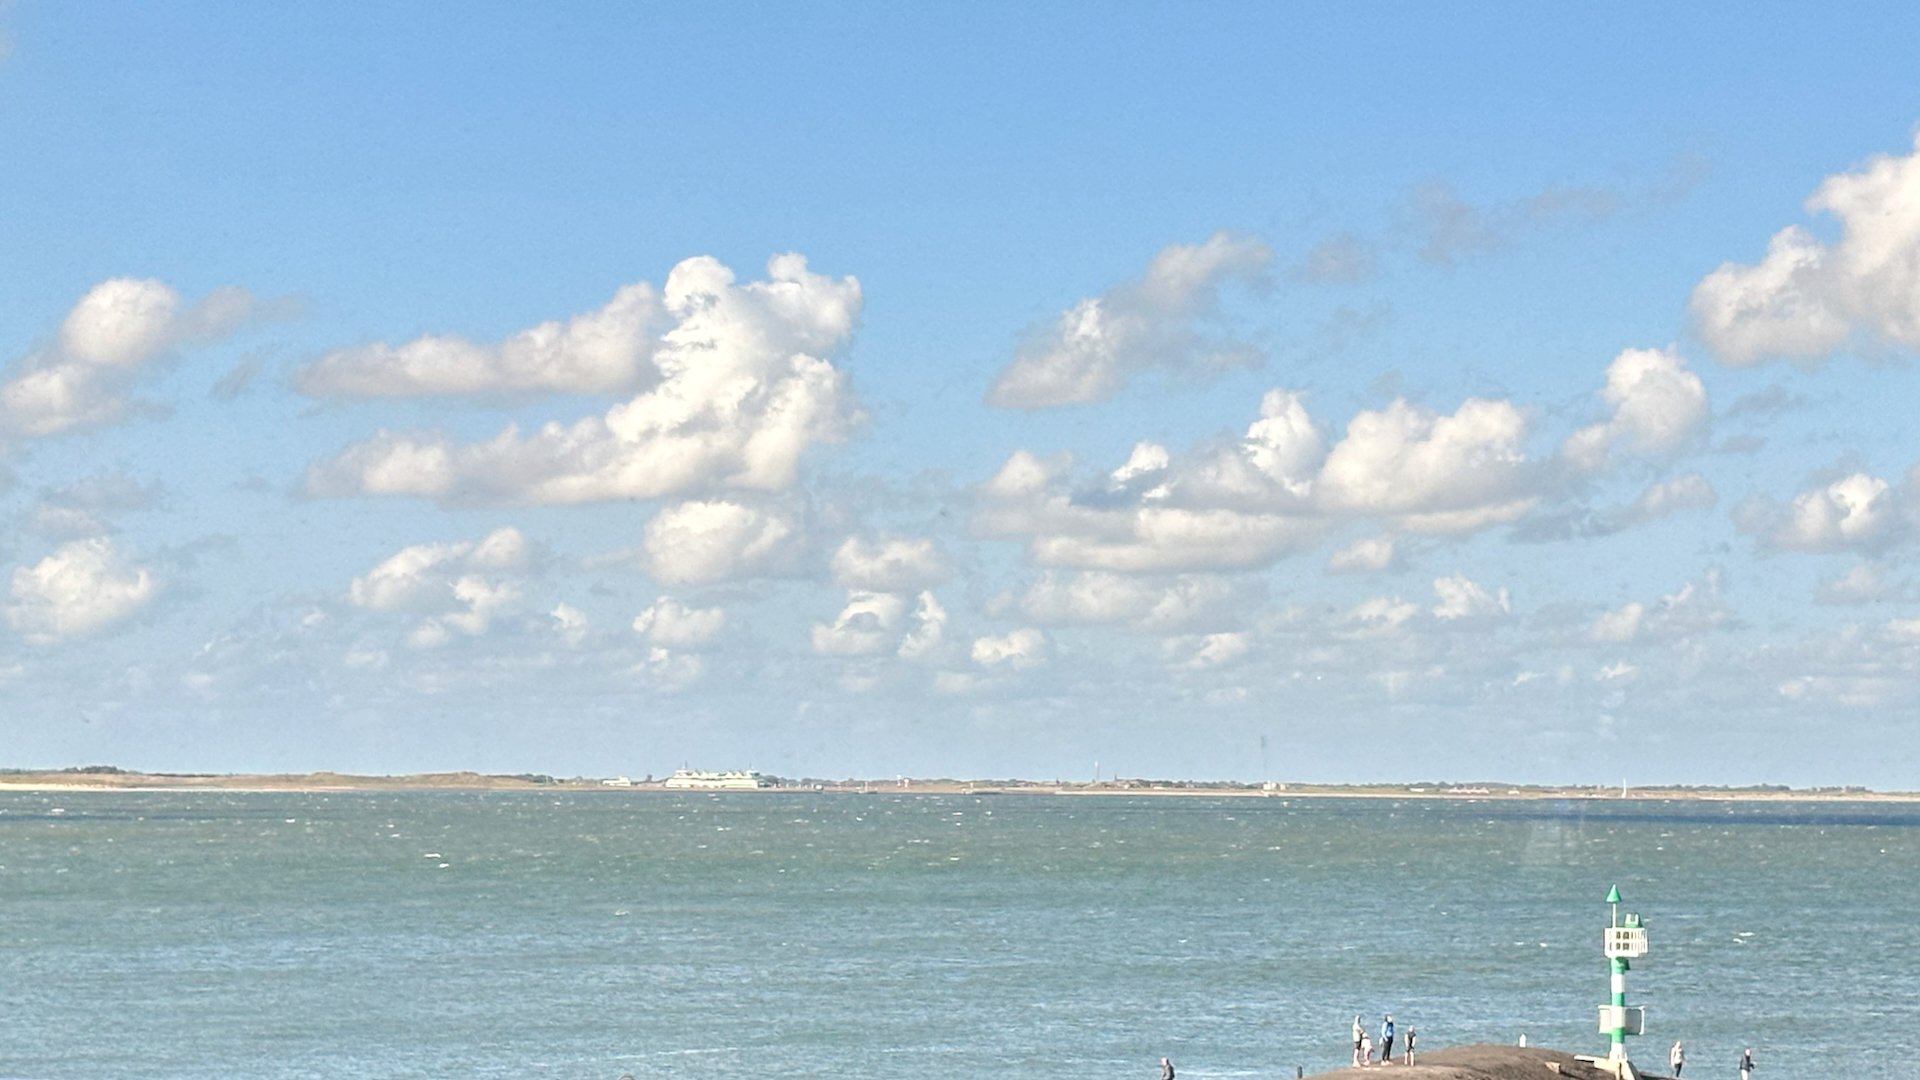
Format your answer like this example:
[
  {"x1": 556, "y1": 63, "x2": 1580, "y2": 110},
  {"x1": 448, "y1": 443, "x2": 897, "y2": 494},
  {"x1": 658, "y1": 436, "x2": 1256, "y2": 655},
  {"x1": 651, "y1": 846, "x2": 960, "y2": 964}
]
[{"x1": 1380, "y1": 1015, "x2": 1395, "y2": 1062}]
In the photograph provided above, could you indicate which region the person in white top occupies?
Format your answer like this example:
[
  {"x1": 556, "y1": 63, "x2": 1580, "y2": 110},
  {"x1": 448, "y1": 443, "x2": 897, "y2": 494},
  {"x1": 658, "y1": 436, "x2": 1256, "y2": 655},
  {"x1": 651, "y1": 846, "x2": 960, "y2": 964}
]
[
  {"x1": 1351, "y1": 1016, "x2": 1364, "y2": 1066},
  {"x1": 1668, "y1": 1040, "x2": 1683, "y2": 1077}
]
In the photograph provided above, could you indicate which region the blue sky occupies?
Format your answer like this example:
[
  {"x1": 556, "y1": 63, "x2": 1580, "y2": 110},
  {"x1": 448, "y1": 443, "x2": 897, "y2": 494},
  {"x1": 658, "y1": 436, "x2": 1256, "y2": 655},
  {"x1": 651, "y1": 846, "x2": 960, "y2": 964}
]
[{"x1": 3, "y1": 4, "x2": 1919, "y2": 786}]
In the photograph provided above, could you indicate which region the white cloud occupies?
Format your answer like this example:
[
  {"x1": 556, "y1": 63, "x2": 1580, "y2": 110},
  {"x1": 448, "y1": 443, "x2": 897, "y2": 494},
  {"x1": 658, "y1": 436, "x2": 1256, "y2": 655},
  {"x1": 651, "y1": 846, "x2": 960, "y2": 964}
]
[
  {"x1": 1109, "y1": 441, "x2": 1172, "y2": 490},
  {"x1": 976, "y1": 449, "x2": 1324, "y2": 574},
  {"x1": 1016, "y1": 571, "x2": 1241, "y2": 631},
  {"x1": 1180, "y1": 389, "x2": 1325, "y2": 503},
  {"x1": 971, "y1": 628, "x2": 1049, "y2": 669},
  {"x1": 439, "y1": 576, "x2": 519, "y2": 636},
  {"x1": 987, "y1": 232, "x2": 1270, "y2": 408},
  {"x1": 298, "y1": 282, "x2": 662, "y2": 397},
  {"x1": 1815, "y1": 563, "x2": 1901, "y2": 606},
  {"x1": 2, "y1": 278, "x2": 264, "y2": 438},
  {"x1": 830, "y1": 535, "x2": 949, "y2": 591},
  {"x1": 1337, "y1": 596, "x2": 1421, "y2": 640},
  {"x1": 307, "y1": 254, "x2": 861, "y2": 504},
  {"x1": 897, "y1": 591, "x2": 948, "y2": 661},
  {"x1": 1745, "y1": 472, "x2": 1900, "y2": 553},
  {"x1": 348, "y1": 528, "x2": 530, "y2": 611},
  {"x1": 1316, "y1": 397, "x2": 1535, "y2": 532},
  {"x1": 1431, "y1": 574, "x2": 1510, "y2": 621},
  {"x1": 1590, "y1": 602, "x2": 1645, "y2": 644},
  {"x1": 638, "y1": 646, "x2": 705, "y2": 690},
  {"x1": 1588, "y1": 570, "x2": 1728, "y2": 644},
  {"x1": 1562, "y1": 347, "x2": 1708, "y2": 470},
  {"x1": 1325, "y1": 535, "x2": 1397, "y2": 574},
  {"x1": 343, "y1": 646, "x2": 390, "y2": 671},
  {"x1": 1692, "y1": 132, "x2": 1920, "y2": 364},
  {"x1": 1168, "y1": 631, "x2": 1251, "y2": 670},
  {"x1": 6, "y1": 538, "x2": 157, "y2": 644},
  {"x1": 632, "y1": 596, "x2": 727, "y2": 647},
  {"x1": 978, "y1": 386, "x2": 1554, "y2": 576},
  {"x1": 549, "y1": 603, "x2": 589, "y2": 646},
  {"x1": 348, "y1": 527, "x2": 531, "y2": 644},
  {"x1": 811, "y1": 591, "x2": 907, "y2": 657},
  {"x1": 1621, "y1": 473, "x2": 1718, "y2": 524},
  {"x1": 642, "y1": 499, "x2": 800, "y2": 585}
]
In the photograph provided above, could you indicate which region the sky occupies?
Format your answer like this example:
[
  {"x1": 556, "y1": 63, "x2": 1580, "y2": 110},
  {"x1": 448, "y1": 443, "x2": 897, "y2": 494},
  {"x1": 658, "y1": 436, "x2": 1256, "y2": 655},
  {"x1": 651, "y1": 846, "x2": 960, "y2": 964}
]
[{"x1": 2, "y1": 4, "x2": 1919, "y2": 786}]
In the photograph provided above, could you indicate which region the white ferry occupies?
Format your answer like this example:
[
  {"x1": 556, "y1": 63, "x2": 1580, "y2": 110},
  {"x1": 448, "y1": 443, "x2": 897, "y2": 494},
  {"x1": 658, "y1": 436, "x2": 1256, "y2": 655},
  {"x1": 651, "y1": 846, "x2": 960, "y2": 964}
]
[{"x1": 662, "y1": 768, "x2": 770, "y2": 790}]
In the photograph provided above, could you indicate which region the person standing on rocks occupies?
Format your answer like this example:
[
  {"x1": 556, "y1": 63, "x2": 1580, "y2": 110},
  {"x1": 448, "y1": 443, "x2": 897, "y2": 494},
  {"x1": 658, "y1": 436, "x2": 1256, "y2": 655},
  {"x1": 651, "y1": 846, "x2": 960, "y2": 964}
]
[
  {"x1": 1351, "y1": 1015, "x2": 1365, "y2": 1067},
  {"x1": 1403, "y1": 1027, "x2": 1415, "y2": 1066},
  {"x1": 1667, "y1": 1040, "x2": 1683, "y2": 1077},
  {"x1": 1159, "y1": 1056, "x2": 1175, "y2": 1080},
  {"x1": 1738, "y1": 1047, "x2": 1755, "y2": 1080},
  {"x1": 1380, "y1": 1015, "x2": 1395, "y2": 1063}
]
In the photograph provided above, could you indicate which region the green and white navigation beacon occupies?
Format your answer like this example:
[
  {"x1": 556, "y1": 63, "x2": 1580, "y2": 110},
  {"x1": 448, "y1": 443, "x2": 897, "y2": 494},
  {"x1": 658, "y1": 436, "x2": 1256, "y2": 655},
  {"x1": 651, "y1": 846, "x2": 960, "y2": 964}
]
[{"x1": 1599, "y1": 884, "x2": 1649, "y2": 1071}]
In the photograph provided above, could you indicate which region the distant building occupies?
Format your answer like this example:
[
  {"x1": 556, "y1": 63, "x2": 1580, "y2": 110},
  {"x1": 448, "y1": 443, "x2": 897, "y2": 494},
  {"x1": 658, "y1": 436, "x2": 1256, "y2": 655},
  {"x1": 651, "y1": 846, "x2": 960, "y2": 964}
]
[
  {"x1": 601, "y1": 776, "x2": 634, "y2": 787},
  {"x1": 663, "y1": 769, "x2": 770, "y2": 790}
]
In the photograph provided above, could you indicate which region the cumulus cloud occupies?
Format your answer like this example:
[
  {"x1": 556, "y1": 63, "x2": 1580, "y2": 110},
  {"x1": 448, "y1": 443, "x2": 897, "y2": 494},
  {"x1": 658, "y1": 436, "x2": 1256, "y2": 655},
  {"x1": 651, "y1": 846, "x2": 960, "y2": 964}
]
[
  {"x1": 1740, "y1": 472, "x2": 1904, "y2": 553},
  {"x1": 981, "y1": 342, "x2": 1723, "y2": 577},
  {"x1": 549, "y1": 603, "x2": 589, "y2": 646},
  {"x1": 1814, "y1": 563, "x2": 1917, "y2": 606},
  {"x1": 1326, "y1": 535, "x2": 1398, "y2": 574},
  {"x1": 642, "y1": 499, "x2": 801, "y2": 585},
  {"x1": 1165, "y1": 631, "x2": 1251, "y2": 670},
  {"x1": 637, "y1": 646, "x2": 705, "y2": 690},
  {"x1": 1337, "y1": 596, "x2": 1422, "y2": 640},
  {"x1": 1015, "y1": 570, "x2": 1243, "y2": 631},
  {"x1": 977, "y1": 448, "x2": 1325, "y2": 572},
  {"x1": 830, "y1": 535, "x2": 948, "y2": 591},
  {"x1": 978, "y1": 382, "x2": 1560, "y2": 574},
  {"x1": 307, "y1": 255, "x2": 861, "y2": 504},
  {"x1": 897, "y1": 591, "x2": 948, "y2": 661},
  {"x1": 811, "y1": 591, "x2": 908, "y2": 657},
  {"x1": 1620, "y1": 473, "x2": 1718, "y2": 524},
  {"x1": 297, "y1": 282, "x2": 663, "y2": 398},
  {"x1": 1561, "y1": 347, "x2": 1709, "y2": 471},
  {"x1": 1185, "y1": 389, "x2": 1326, "y2": 502},
  {"x1": 1431, "y1": 574, "x2": 1510, "y2": 621},
  {"x1": 986, "y1": 232, "x2": 1271, "y2": 408},
  {"x1": 632, "y1": 596, "x2": 727, "y2": 647},
  {"x1": 1692, "y1": 133, "x2": 1920, "y2": 365},
  {"x1": 1588, "y1": 569, "x2": 1728, "y2": 644},
  {"x1": 971, "y1": 628, "x2": 1048, "y2": 670},
  {"x1": 7, "y1": 538, "x2": 157, "y2": 644},
  {"x1": 1316, "y1": 397, "x2": 1536, "y2": 532},
  {"x1": 1, "y1": 278, "x2": 266, "y2": 438},
  {"x1": 348, "y1": 527, "x2": 532, "y2": 645}
]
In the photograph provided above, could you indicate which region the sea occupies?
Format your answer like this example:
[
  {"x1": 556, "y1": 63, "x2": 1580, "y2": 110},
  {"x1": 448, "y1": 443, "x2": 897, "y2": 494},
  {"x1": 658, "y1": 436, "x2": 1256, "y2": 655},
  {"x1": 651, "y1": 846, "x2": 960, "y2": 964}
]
[{"x1": 0, "y1": 790, "x2": 1912, "y2": 1080}]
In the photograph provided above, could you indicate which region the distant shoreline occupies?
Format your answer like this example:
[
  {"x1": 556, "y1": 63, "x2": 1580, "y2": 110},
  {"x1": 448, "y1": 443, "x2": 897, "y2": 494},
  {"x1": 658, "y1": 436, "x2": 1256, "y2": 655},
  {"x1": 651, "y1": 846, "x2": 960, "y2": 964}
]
[{"x1": 0, "y1": 769, "x2": 1913, "y2": 801}]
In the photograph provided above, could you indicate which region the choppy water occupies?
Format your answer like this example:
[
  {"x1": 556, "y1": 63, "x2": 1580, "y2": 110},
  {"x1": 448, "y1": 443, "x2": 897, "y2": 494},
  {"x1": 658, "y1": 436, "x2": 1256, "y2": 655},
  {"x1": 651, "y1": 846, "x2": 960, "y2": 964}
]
[{"x1": 0, "y1": 791, "x2": 1912, "y2": 1079}]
